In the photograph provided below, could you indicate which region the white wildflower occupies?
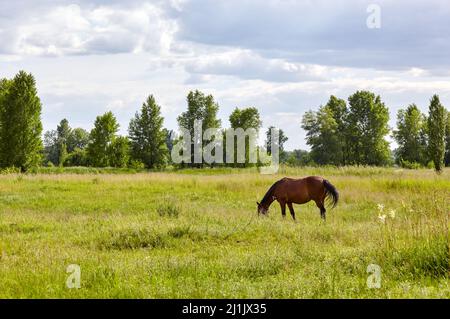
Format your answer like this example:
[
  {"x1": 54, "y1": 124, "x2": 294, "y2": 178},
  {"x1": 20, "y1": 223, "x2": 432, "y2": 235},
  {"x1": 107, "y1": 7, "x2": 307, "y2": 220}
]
[
  {"x1": 389, "y1": 209, "x2": 396, "y2": 218},
  {"x1": 377, "y1": 204, "x2": 384, "y2": 212},
  {"x1": 378, "y1": 214, "x2": 386, "y2": 224}
]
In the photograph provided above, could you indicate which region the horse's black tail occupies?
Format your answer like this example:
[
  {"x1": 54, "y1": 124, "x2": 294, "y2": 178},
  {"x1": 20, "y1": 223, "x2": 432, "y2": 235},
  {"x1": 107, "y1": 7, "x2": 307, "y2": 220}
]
[{"x1": 323, "y1": 179, "x2": 339, "y2": 209}]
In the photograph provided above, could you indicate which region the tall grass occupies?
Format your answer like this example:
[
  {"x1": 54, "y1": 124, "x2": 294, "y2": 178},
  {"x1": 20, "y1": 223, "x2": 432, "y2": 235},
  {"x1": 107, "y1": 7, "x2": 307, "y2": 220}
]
[{"x1": 0, "y1": 167, "x2": 448, "y2": 298}]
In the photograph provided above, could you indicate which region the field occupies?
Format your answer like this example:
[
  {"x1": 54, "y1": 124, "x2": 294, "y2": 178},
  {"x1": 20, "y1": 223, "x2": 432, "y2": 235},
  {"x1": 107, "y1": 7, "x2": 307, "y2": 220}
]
[{"x1": 0, "y1": 166, "x2": 448, "y2": 298}]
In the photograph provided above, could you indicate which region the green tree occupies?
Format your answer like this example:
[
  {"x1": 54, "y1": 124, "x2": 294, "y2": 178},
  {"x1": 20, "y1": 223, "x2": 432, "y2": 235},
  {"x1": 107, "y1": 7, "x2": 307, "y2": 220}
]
[
  {"x1": 177, "y1": 90, "x2": 221, "y2": 166},
  {"x1": 57, "y1": 119, "x2": 71, "y2": 144},
  {"x1": 229, "y1": 107, "x2": 262, "y2": 131},
  {"x1": 265, "y1": 126, "x2": 288, "y2": 162},
  {"x1": 87, "y1": 111, "x2": 119, "y2": 167},
  {"x1": 56, "y1": 119, "x2": 71, "y2": 166},
  {"x1": 44, "y1": 123, "x2": 89, "y2": 166},
  {"x1": 58, "y1": 143, "x2": 68, "y2": 167},
  {"x1": 393, "y1": 104, "x2": 427, "y2": 166},
  {"x1": 163, "y1": 128, "x2": 175, "y2": 163},
  {"x1": 445, "y1": 110, "x2": 450, "y2": 167},
  {"x1": 285, "y1": 149, "x2": 314, "y2": 166},
  {"x1": 301, "y1": 106, "x2": 342, "y2": 165},
  {"x1": 300, "y1": 96, "x2": 348, "y2": 166},
  {"x1": 0, "y1": 79, "x2": 11, "y2": 125},
  {"x1": 66, "y1": 148, "x2": 88, "y2": 167},
  {"x1": 0, "y1": 71, "x2": 43, "y2": 171},
  {"x1": 346, "y1": 91, "x2": 390, "y2": 165},
  {"x1": 108, "y1": 136, "x2": 130, "y2": 168},
  {"x1": 427, "y1": 95, "x2": 446, "y2": 172},
  {"x1": 326, "y1": 96, "x2": 348, "y2": 164},
  {"x1": 43, "y1": 130, "x2": 59, "y2": 165},
  {"x1": 228, "y1": 107, "x2": 262, "y2": 167},
  {"x1": 128, "y1": 95, "x2": 168, "y2": 168},
  {"x1": 67, "y1": 128, "x2": 90, "y2": 153}
]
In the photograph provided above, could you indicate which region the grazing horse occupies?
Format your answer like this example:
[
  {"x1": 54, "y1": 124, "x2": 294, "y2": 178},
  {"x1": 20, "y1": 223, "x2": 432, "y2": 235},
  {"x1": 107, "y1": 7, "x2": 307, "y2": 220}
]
[{"x1": 257, "y1": 176, "x2": 339, "y2": 221}]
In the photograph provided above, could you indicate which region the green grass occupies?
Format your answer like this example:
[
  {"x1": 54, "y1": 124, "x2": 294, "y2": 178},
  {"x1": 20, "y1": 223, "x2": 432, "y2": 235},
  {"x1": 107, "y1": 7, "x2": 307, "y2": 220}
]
[{"x1": 0, "y1": 167, "x2": 448, "y2": 298}]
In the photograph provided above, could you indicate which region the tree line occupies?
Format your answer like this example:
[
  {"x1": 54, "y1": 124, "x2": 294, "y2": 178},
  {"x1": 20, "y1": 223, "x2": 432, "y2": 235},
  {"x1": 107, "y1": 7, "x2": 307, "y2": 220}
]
[
  {"x1": 300, "y1": 92, "x2": 449, "y2": 171},
  {"x1": 0, "y1": 71, "x2": 449, "y2": 172}
]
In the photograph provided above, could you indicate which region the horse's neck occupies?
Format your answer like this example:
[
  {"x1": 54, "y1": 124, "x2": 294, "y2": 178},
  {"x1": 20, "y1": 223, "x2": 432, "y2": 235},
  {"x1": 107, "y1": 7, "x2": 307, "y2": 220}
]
[{"x1": 262, "y1": 193, "x2": 276, "y2": 209}]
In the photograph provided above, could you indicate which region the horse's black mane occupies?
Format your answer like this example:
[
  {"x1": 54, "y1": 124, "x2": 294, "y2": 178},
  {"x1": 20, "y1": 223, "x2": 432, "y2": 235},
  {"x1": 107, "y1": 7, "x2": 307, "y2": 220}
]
[{"x1": 261, "y1": 179, "x2": 283, "y2": 205}]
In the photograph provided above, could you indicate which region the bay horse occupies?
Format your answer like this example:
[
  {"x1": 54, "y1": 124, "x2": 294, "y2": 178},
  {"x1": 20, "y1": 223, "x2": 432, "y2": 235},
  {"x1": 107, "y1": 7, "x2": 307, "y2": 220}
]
[{"x1": 257, "y1": 176, "x2": 339, "y2": 221}]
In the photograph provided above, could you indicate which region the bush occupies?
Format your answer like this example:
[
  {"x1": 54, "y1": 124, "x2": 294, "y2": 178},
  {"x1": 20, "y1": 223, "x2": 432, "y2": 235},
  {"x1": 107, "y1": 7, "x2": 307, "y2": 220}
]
[
  {"x1": 65, "y1": 148, "x2": 88, "y2": 167},
  {"x1": 157, "y1": 203, "x2": 181, "y2": 218},
  {"x1": 426, "y1": 161, "x2": 435, "y2": 169},
  {"x1": 108, "y1": 136, "x2": 130, "y2": 168},
  {"x1": 99, "y1": 228, "x2": 168, "y2": 250},
  {"x1": 129, "y1": 160, "x2": 145, "y2": 169},
  {"x1": 0, "y1": 166, "x2": 21, "y2": 174},
  {"x1": 400, "y1": 160, "x2": 422, "y2": 169}
]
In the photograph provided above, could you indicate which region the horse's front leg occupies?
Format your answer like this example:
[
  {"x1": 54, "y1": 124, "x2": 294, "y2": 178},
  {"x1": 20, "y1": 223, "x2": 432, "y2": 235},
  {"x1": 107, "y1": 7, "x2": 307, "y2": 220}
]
[
  {"x1": 287, "y1": 202, "x2": 296, "y2": 221},
  {"x1": 279, "y1": 201, "x2": 286, "y2": 218}
]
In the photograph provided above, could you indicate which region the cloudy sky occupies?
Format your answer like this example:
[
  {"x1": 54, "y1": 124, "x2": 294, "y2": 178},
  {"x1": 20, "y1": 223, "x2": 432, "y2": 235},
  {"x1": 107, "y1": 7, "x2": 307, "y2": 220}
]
[{"x1": 1, "y1": 0, "x2": 449, "y2": 150}]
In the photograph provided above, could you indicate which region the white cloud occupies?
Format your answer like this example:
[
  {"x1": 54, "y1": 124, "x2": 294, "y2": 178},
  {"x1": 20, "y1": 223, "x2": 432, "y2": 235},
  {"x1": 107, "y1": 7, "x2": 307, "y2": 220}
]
[
  {"x1": 407, "y1": 68, "x2": 429, "y2": 78},
  {"x1": 184, "y1": 49, "x2": 334, "y2": 82},
  {"x1": 168, "y1": 0, "x2": 188, "y2": 12},
  {"x1": 6, "y1": 3, "x2": 177, "y2": 56}
]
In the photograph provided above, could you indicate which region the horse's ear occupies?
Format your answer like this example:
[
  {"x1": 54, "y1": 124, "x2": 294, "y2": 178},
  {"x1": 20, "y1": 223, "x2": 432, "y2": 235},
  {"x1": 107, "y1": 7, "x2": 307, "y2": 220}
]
[{"x1": 256, "y1": 201, "x2": 260, "y2": 206}]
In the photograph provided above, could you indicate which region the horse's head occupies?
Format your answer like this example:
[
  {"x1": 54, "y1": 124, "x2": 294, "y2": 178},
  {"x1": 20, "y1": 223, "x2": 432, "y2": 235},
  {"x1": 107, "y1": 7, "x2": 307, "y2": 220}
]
[{"x1": 257, "y1": 202, "x2": 268, "y2": 216}]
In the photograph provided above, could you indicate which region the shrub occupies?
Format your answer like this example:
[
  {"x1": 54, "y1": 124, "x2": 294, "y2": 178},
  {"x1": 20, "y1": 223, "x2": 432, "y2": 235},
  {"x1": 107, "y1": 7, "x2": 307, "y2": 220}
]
[
  {"x1": 99, "y1": 228, "x2": 167, "y2": 250},
  {"x1": 167, "y1": 226, "x2": 191, "y2": 238},
  {"x1": 0, "y1": 166, "x2": 21, "y2": 174},
  {"x1": 65, "y1": 148, "x2": 88, "y2": 167},
  {"x1": 129, "y1": 160, "x2": 145, "y2": 169},
  {"x1": 400, "y1": 160, "x2": 422, "y2": 169},
  {"x1": 157, "y1": 203, "x2": 181, "y2": 218}
]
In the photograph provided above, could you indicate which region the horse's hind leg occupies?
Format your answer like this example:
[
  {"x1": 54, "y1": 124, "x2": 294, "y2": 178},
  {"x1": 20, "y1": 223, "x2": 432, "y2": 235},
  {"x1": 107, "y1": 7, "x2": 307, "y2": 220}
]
[
  {"x1": 287, "y1": 202, "x2": 296, "y2": 221},
  {"x1": 315, "y1": 200, "x2": 326, "y2": 221}
]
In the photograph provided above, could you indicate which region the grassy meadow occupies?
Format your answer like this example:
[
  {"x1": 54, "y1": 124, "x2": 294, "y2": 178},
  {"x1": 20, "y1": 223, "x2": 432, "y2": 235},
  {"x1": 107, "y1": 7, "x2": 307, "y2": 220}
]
[{"x1": 0, "y1": 166, "x2": 448, "y2": 298}]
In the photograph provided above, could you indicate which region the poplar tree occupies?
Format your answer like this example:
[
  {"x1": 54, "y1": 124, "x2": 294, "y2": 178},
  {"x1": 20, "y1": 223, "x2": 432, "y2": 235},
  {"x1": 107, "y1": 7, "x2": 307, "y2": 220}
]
[
  {"x1": 427, "y1": 95, "x2": 446, "y2": 172},
  {"x1": 0, "y1": 71, "x2": 43, "y2": 171}
]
